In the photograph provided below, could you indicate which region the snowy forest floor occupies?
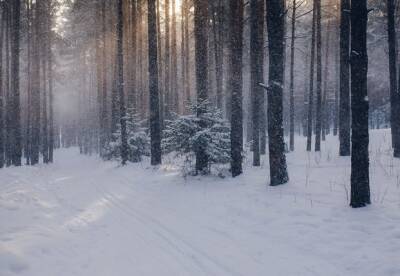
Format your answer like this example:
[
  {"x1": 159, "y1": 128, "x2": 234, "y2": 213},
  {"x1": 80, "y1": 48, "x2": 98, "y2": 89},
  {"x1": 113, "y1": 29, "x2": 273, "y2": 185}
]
[{"x1": 1, "y1": 129, "x2": 399, "y2": 276}]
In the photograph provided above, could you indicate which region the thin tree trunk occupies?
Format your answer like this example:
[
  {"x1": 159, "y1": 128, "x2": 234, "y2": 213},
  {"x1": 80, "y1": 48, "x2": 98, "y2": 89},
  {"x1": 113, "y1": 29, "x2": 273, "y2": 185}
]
[
  {"x1": 164, "y1": 0, "x2": 171, "y2": 118},
  {"x1": 315, "y1": 0, "x2": 322, "y2": 152},
  {"x1": 0, "y1": 4, "x2": 4, "y2": 168},
  {"x1": 117, "y1": 0, "x2": 128, "y2": 165},
  {"x1": 289, "y1": 0, "x2": 296, "y2": 151},
  {"x1": 307, "y1": 0, "x2": 317, "y2": 152},
  {"x1": 339, "y1": 0, "x2": 351, "y2": 156},
  {"x1": 322, "y1": 20, "x2": 332, "y2": 141},
  {"x1": 148, "y1": 0, "x2": 162, "y2": 165},
  {"x1": 250, "y1": 0, "x2": 264, "y2": 165}
]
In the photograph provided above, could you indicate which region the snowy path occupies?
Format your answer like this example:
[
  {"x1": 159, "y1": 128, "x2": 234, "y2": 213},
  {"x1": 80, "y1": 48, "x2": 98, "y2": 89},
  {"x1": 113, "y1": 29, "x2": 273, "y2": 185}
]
[{"x1": 1, "y1": 130, "x2": 400, "y2": 276}]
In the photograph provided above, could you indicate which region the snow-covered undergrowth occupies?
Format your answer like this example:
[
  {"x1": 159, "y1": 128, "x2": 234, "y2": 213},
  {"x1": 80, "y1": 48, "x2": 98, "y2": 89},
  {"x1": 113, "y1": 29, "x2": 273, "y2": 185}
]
[{"x1": 0, "y1": 129, "x2": 399, "y2": 276}]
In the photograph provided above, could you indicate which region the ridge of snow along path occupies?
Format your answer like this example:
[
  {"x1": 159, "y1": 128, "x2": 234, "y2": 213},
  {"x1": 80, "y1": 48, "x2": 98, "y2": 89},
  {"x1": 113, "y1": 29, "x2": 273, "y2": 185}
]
[{"x1": 1, "y1": 129, "x2": 399, "y2": 276}]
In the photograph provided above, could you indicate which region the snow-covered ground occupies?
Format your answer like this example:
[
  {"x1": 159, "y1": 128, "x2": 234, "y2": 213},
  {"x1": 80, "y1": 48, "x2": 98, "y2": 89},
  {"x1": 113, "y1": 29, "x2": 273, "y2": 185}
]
[{"x1": 1, "y1": 129, "x2": 399, "y2": 276}]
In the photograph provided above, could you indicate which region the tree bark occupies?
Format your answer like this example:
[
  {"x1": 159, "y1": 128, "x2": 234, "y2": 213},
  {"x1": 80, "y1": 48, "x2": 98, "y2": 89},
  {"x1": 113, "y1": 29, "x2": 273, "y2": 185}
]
[
  {"x1": 387, "y1": 0, "x2": 400, "y2": 157},
  {"x1": 250, "y1": 0, "x2": 264, "y2": 165},
  {"x1": 229, "y1": 0, "x2": 244, "y2": 177},
  {"x1": 289, "y1": 0, "x2": 296, "y2": 151},
  {"x1": 339, "y1": 0, "x2": 351, "y2": 156},
  {"x1": 315, "y1": 0, "x2": 322, "y2": 152},
  {"x1": 307, "y1": 0, "x2": 317, "y2": 152},
  {"x1": 148, "y1": 0, "x2": 162, "y2": 165},
  {"x1": 194, "y1": 0, "x2": 209, "y2": 174},
  {"x1": 350, "y1": 0, "x2": 370, "y2": 208},
  {"x1": 117, "y1": 0, "x2": 128, "y2": 165},
  {"x1": 266, "y1": 0, "x2": 289, "y2": 186}
]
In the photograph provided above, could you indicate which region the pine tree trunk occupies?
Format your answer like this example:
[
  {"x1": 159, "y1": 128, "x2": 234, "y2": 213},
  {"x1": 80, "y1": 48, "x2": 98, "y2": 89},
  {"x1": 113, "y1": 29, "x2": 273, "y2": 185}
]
[
  {"x1": 117, "y1": 0, "x2": 128, "y2": 165},
  {"x1": 307, "y1": 0, "x2": 317, "y2": 152},
  {"x1": 148, "y1": 0, "x2": 162, "y2": 165},
  {"x1": 0, "y1": 5, "x2": 5, "y2": 168},
  {"x1": 387, "y1": 0, "x2": 400, "y2": 157},
  {"x1": 229, "y1": 0, "x2": 243, "y2": 177},
  {"x1": 250, "y1": 0, "x2": 264, "y2": 165},
  {"x1": 315, "y1": 0, "x2": 322, "y2": 152},
  {"x1": 289, "y1": 0, "x2": 296, "y2": 152},
  {"x1": 322, "y1": 20, "x2": 332, "y2": 142},
  {"x1": 194, "y1": 0, "x2": 209, "y2": 174},
  {"x1": 164, "y1": 0, "x2": 171, "y2": 118},
  {"x1": 266, "y1": 0, "x2": 289, "y2": 186},
  {"x1": 339, "y1": 0, "x2": 351, "y2": 156},
  {"x1": 31, "y1": 0, "x2": 41, "y2": 165},
  {"x1": 350, "y1": 0, "x2": 370, "y2": 208}
]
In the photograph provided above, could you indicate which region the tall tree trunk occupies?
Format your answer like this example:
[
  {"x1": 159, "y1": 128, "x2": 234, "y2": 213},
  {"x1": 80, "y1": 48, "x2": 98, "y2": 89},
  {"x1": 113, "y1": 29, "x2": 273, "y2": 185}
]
[
  {"x1": 339, "y1": 0, "x2": 351, "y2": 156},
  {"x1": 194, "y1": 0, "x2": 209, "y2": 174},
  {"x1": 31, "y1": 0, "x2": 41, "y2": 165},
  {"x1": 229, "y1": 0, "x2": 244, "y2": 177},
  {"x1": 315, "y1": 0, "x2": 322, "y2": 152},
  {"x1": 171, "y1": 0, "x2": 178, "y2": 113},
  {"x1": 148, "y1": 0, "x2": 162, "y2": 165},
  {"x1": 0, "y1": 4, "x2": 5, "y2": 168},
  {"x1": 350, "y1": 0, "x2": 370, "y2": 208},
  {"x1": 387, "y1": 0, "x2": 400, "y2": 157},
  {"x1": 333, "y1": 19, "x2": 339, "y2": 136},
  {"x1": 289, "y1": 0, "x2": 296, "y2": 151},
  {"x1": 250, "y1": 0, "x2": 264, "y2": 165},
  {"x1": 183, "y1": 0, "x2": 191, "y2": 108},
  {"x1": 156, "y1": 0, "x2": 165, "y2": 123},
  {"x1": 307, "y1": 0, "x2": 317, "y2": 152},
  {"x1": 266, "y1": 0, "x2": 289, "y2": 186},
  {"x1": 322, "y1": 20, "x2": 332, "y2": 141},
  {"x1": 25, "y1": 0, "x2": 32, "y2": 165},
  {"x1": 117, "y1": 0, "x2": 128, "y2": 165},
  {"x1": 212, "y1": 0, "x2": 223, "y2": 110},
  {"x1": 164, "y1": 0, "x2": 171, "y2": 118},
  {"x1": 11, "y1": 0, "x2": 22, "y2": 166}
]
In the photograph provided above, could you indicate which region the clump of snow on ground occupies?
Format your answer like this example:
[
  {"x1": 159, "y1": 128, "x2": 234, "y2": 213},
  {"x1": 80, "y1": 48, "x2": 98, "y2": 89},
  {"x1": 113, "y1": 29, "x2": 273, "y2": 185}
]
[{"x1": 0, "y1": 129, "x2": 399, "y2": 276}]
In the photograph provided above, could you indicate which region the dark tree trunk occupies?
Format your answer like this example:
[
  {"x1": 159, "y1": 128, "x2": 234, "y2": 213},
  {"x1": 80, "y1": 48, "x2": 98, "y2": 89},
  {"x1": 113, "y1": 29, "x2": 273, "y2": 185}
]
[
  {"x1": 333, "y1": 20, "x2": 339, "y2": 136},
  {"x1": 387, "y1": 0, "x2": 400, "y2": 157},
  {"x1": 194, "y1": 0, "x2": 209, "y2": 174},
  {"x1": 307, "y1": 0, "x2": 317, "y2": 152},
  {"x1": 266, "y1": 0, "x2": 289, "y2": 186},
  {"x1": 183, "y1": 0, "x2": 191, "y2": 107},
  {"x1": 212, "y1": 1, "x2": 223, "y2": 110},
  {"x1": 315, "y1": 0, "x2": 322, "y2": 152},
  {"x1": 229, "y1": 0, "x2": 244, "y2": 177},
  {"x1": 322, "y1": 20, "x2": 332, "y2": 142},
  {"x1": 350, "y1": 0, "x2": 370, "y2": 208},
  {"x1": 289, "y1": 0, "x2": 296, "y2": 151},
  {"x1": 46, "y1": 1, "x2": 54, "y2": 163},
  {"x1": 117, "y1": 0, "x2": 128, "y2": 165},
  {"x1": 0, "y1": 5, "x2": 5, "y2": 168},
  {"x1": 99, "y1": 0, "x2": 108, "y2": 157},
  {"x1": 250, "y1": 0, "x2": 264, "y2": 165},
  {"x1": 10, "y1": 0, "x2": 22, "y2": 166},
  {"x1": 339, "y1": 0, "x2": 351, "y2": 156},
  {"x1": 171, "y1": 0, "x2": 178, "y2": 113},
  {"x1": 148, "y1": 0, "x2": 162, "y2": 165},
  {"x1": 164, "y1": 0, "x2": 171, "y2": 118},
  {"x1": 31, "y1": 0, "x2": 41, "y2": 165}
]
